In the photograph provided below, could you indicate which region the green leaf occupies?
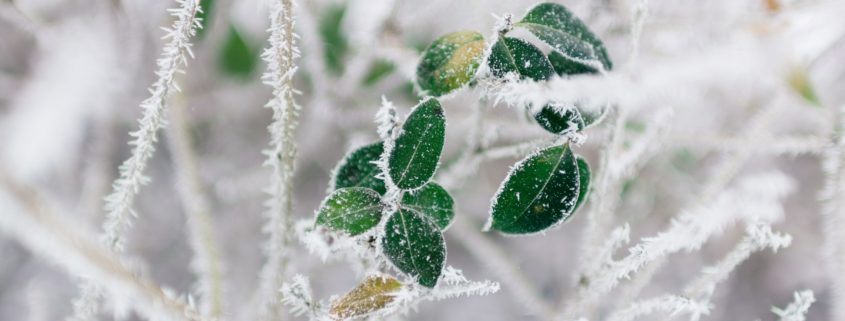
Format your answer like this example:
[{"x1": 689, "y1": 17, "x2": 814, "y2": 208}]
[
  {"x1": 320, "y1": 3, "x2": 348, "y2": 76},
  {"x1": 534, "y1": 104, "x2": 584, "y2": 134},
  {"x1": 362, "y1": 60, "x2": 396, "y2": 87},
  {"x1": 487, "y1": 144, "x2": 580, "y2": 234},
  {"x1": 487, "y1": 37, "x2": 555, "y2": 81},
  {"x1": 548, "y1": 50, "x2": 597, "y2": 76},
  {"x1": 219, "y1": 25, "x2": 258, "y2": 78},
  {"x1": 382, "y1": 209, "x2": 445, "y2": 288},
  {"x1": 573, "y1": 156, "x2": 591, "y2": 213},
  {"x1": 334, "y1": 142, "x2": 387, "y2": 195},
  {"x1": 517, "y1": 2, "x2": 612, "y2": 70},
  {"x1": 388, "y1": 98, "x2": 445, "y2": 190},
  {"x1": 315, "y1": 187, "x2": 384, "y2": 236},
  {"x1": 196, "y1": 0, "x2": 215, "y2": 39},
  {"x1": 329, "y1": 275, "x2": 402, "y2": 320},
  {"x1": 416, "y1": 31, "x2": 486, "y2": 96},
  {"x1": 400, "y1": 183, "x2": 454, "y2": 230}
]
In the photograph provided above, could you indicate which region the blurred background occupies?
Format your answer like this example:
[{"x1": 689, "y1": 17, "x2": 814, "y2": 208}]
[{"x1": 1, "y1": 0, "x2": 844, "y2": 320}]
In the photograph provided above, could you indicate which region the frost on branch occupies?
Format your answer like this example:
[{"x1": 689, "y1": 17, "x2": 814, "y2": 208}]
[
  {"x1": 606, "y1": 295, "x2": 711, "y2": 321},
  {"x1": 257, "y1": 0, "x2": 302, "y2": 319},
  {"x1": 71, "y1": 0, "x2": 203, "y2": 320},
  {"x1": 685, "y1": 223, "x2": 792, "y2": 303},
  {"x1": 580, "y1": 172, "x2": 795, "y2": 301},
  {"x1": 772, "y1": 290, "x2": 815, "y2": 321},
  {"x1": 281, "y1": 275, "x2": 324, "y2": 320}
]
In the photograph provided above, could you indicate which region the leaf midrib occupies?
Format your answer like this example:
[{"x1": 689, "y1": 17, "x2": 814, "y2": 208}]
[
  {"x1": 397, "y1": 210, "x2": 422, "y2": 280},
  {"x1": 395, "y1": 123, "x2": 434, "y2": 186},
  {"x1": 518, "y1": 147, "x2": 568, "y2": 218},
  {"x1": 516, "y1": 22, "x2": 595, "y2": 60}
]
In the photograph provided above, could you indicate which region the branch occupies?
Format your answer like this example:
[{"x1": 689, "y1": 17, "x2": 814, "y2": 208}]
[
  {"x1": 0, "y1": 175, "x2": 203, "y2": 321},
  {"x1": 166, "y1": 90, "x2": 225, "y2": 318},
  {"x1": 70, "y1": 1, "x2": 202, "y2": 319},
  {"x1": 256, "y1": 0, "x2": 302, "y2": 319},
  {"x1": 772, "y1": 290, "x2": 815, "y2": 321}
]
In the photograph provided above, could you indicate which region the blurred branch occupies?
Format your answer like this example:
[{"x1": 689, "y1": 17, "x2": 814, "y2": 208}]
[
  {"x1": 0, "y1": 174, "x2": 203, "y2": 321},
  {"x1": 166, "y1": 89, "x2": 225, "y2": 319},
  {"x1": 820, "y1": 104, "x2": 845, "y2": 320}
]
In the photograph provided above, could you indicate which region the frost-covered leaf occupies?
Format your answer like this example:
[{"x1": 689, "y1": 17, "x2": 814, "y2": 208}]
[
  {"x1": 388, "y1": 98, "x2": 445, "y2": 190},
  {"x1": 534, "y1": 104, "x2": 584, "y2": 134},
  {"x1": 548, "y1": 50, "x2": 597, "y2": 76},
  {"x1": 517, "y1": 2, "x2": 612, "y2": 70},
  {"x1": 488, "y1": 144, "x2": 580, "y2": 234},
  {"x1": 316, "y1": 187, "x2": 384, "y2": 236},
  {"x1": 416, "y1": 31, "x2": 485, "y2": 96},
  {"x1": 219, "y1": 25, "x2": 258, "y2": 78},
  {"x1": 487, "y1": 37, "x2": 554, "y2": 81},
  {"x1": 334, "y1": 142, "x2": 387, "y2": 194},
  {"x1": 382, "y1": 209, "x2": 446, "y2": 287},
  {"x1": 320, "y1": 3, "x2": 348, "y2": 76},
  {"x1": 400, "y1": 183, "x2": 454, "y2": 230},
  {"x1": 573, "y1": 156, "x2": 591, "y2": 213},
  {"x1": 329, "y1": 275, "x2": 402, "y2": 320}
]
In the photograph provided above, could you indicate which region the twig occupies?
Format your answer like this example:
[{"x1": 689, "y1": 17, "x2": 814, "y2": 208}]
[
  {"x1": 166, "y1": 89, "x2": 225, "y2": 318},
  {"x1": 820, "y1": 104, "x2": 845, "y2": 321},
  {"x1": 256, "y1": 0, "x2": 301, "y2": 319},
  {"x1": 0, "y1": 174, "x2": 203, "y2": 321},
  {"x1": 69, "y1": 1, "x2": 202, "y2": 320}
]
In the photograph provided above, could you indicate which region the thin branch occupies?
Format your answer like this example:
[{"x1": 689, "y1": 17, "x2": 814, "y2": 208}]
[
  {"x1": 166, "y1": 90, "x2": 225, "y2": 318},
  {"x1": 820, "y1": 104, "x2": 845, "y2": 321},
  {"x1": 0, "y1": 174, "x2": 203, "y2": 321},
  {"x1": 69, "y1": 1, "x2": 202, "y2": 320},
  {"x1": 256, "y1": 0, "x2": 301, "y2": 319},
  {"x1": 606, "y1": 295, "x2": 710, "y2": 321},
  {"x1": 772, "y1": 290, "x2": 815, "y2": 321}
]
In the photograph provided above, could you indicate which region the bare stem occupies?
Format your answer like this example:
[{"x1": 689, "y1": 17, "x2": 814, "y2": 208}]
[{"x1": 166, "y1": 89, "x2": 225, "y2": 319}]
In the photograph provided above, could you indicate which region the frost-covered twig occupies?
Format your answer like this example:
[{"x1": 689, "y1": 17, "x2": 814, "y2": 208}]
[
  {"x1": 565, "y1": 172, "x2": 794, "y2": 318},
  {"x1": 684, "y1": 223, "x2": 792, "y2": 321},
  {"x1": 820, "y1": 104, "x2": 845, "y2": 321},
  {"x1": 772, "y1": 290, "x2": 815, "y2": 321},
  {"x1": 0, "y1": 174, "x2": 203, "y2": 321},
  {"x1": 280, "y1": 275, "x2": 324, "y2": 320},
  {"x1": 606, "y1": 295, "x2": 710, "y2": 321},
  {"x1": 566, "y1": 107, "x2": 629, "y2": 317},
  {"x1": 70, "y1": 1, "x2": 202, "y2": 320},
  {"x1": 256, "y1": 0, "x2": 301, "y2": 319},
  {"x1": 166, "y1": 90, "x2": 224, "y2": 318},
  {"x1": 101, "y1": 0, "x2": 201, "y2": 252}
]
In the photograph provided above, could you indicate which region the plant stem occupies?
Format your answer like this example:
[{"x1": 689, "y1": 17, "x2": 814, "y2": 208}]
[
  {"x1": 0, "y1": 174, "x2": 203, "y2": 321},
  {"x1": 256, "y1": 0, "x2": 300, "y2": 319},
  {"x1": 820, "y1": 104, "x2": 845, "y2": 321},
  {"x1": 166, "y1": 89, "x2": 225, "y2": 319}
]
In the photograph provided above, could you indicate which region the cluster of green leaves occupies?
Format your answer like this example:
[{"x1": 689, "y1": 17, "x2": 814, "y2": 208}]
[
  {"x1": 310, "y1": 3, "x2": 613, "y2": 317},
  {"x1": 414, "y1": 2, "x2": 613, "y2": 234},
  {"x1": 315, "y1": 98, "x2": 453, "y2": 288}
]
